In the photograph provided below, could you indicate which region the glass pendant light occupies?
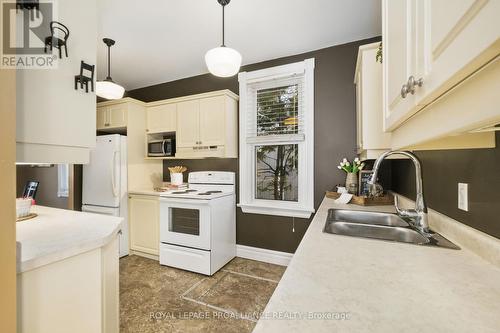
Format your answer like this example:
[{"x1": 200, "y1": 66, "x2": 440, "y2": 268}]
[
  {"x1": 205, "y1": 0, "x2": 242, "y2": 77},
  {"x1": 96, "y1": 38, "x2": 125, "y2": 100}
]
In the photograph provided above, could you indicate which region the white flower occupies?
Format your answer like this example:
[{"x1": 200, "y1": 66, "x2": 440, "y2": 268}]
[
  {"x1": 342, "y1": 158, "x2": 348, "y2": 163},
  {"x1": 346, "y1": 161, "x2": 350, "y2": 166},
  {"x1": 340, "y1": 162, "x2": 345, "y2": 167},
  {"x1": 354, "y1": 157, "x2": 360, "y2": 163},
  {"x1": 337, "y1": 166, "x2": 342, "y2": 169}
]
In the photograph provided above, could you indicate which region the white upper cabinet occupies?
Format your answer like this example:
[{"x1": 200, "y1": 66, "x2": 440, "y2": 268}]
[
  {"x1": 176, "y1": 100, "x2": 201, "y2": 148},
  {"x1": 355, "y1": 43, "x2": 391, "y2": 160},
  {"x1": 16, "y1": 0, "x2": 97, "y2": 164},
  {"x1": 97, "y1": 104, "x2": 128, "y2": 130},
  {"x1": 144, "y1": 90, "x2": 238, "y2": 159},
  {"x1": 146, "y1": 103, "x2": 177, "y2": 133},
  {"x1": 199, "y1": 96, "x2": 226, "y2": 147},
  {"x1": 414, "y1": 0, "x2": 500, "y2": 108},
  {"x1": 382, "y1": 0, "x2": 417, "y2": 131},
  {"x1": 383, "y1": 0, "x2": 500, "y2": 133}
]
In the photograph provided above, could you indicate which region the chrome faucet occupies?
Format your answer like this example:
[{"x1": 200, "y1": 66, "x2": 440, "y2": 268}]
[{"x1": 368, "y1": 150, "x2": 429, "y2": 233}]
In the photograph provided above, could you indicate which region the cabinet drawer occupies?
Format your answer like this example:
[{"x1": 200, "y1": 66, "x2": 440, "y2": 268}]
[{"x1": 159, "y1": 243, "x2": 211, "y2": 275}]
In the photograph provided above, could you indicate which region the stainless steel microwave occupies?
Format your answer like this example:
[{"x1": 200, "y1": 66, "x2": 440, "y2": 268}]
[{"x1": 148, "y1": 138, "x2": 175, "y2": 157}]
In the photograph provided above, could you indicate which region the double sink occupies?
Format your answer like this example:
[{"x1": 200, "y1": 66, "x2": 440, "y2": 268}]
[{"x1": 324, "y1": 209, "x2": 459, "y2": 250}]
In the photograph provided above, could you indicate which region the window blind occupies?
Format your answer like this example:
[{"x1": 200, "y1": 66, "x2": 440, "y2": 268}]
[{"x1": 246, "y1": 76, "x2": 305, "y2": 142}]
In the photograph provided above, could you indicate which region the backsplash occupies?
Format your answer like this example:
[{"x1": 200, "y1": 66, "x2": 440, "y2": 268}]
[{"x1": 391, "y1": 131, "x2": 500, "y2": 239}]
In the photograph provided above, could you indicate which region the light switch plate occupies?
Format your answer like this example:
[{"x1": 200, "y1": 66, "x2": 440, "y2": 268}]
[{"x1": 458, "y1": 183, "x2": 468, "y2": 211}]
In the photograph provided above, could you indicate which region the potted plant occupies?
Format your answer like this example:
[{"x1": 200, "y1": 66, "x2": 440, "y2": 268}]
[{"x1": 337, "y1": 157, "x2": 365, "y2": 194}]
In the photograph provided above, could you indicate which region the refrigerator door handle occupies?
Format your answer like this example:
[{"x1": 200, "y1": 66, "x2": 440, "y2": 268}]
[{"x1": 111, "y1": 150, "x2": 119, "y2": 197}]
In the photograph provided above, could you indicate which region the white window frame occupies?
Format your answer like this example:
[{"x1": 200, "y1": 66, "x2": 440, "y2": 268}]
[
  {"x1": 57, "y1": 164, "x2": 69, "y2": 198},
  {"x1": 237, "y1": 58, "x2": 315, "y2": 218}
]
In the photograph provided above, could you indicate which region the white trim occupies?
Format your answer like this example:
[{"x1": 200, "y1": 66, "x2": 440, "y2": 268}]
[
  {"x1": 237, "y1": 203, "x2": 314, "y2": 219},
  {"x1": 236, "y1": 245, "x2": 293, "y2": 266},
  {"x1": 238, "y1": 58, "x2": 315, "y2": 218}
]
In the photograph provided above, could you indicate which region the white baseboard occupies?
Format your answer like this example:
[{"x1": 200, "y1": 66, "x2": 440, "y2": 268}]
[{"x1": 236, "y1": 245, "x2": 293, "y2": 266}]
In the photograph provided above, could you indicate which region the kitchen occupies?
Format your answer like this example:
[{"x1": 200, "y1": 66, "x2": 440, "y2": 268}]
[{"x1": 1, "y1": 0, "x2": 500, "y2": 332}]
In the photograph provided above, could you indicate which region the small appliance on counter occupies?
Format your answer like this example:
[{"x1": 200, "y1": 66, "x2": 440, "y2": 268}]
[{"x1": 159, "y1": 171, "x2": 236, "y2": 275}]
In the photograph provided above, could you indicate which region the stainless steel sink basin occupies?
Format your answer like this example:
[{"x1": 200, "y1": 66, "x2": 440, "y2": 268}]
[{"x1": 324, "y1": 209, "x2": 459, "y2": 249}]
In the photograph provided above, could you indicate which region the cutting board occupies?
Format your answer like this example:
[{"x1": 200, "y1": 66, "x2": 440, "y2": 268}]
[{"x1": 326, "y1": 191, "x2": 394, "y2": 206}]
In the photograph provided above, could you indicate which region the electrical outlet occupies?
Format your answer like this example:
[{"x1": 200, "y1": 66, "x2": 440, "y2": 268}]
[{"x1": 458, "y1": 183, "x2": 468, "y2": 211}]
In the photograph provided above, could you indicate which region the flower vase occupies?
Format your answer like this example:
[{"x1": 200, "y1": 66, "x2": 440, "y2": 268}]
[{"x1": 345, "y1": 172, "x2": 358, "y2": 195}]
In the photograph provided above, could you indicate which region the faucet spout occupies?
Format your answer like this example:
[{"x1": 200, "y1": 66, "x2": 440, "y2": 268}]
[{"x1": 369, "y1": 151, "x2": 429, "y2": 232}]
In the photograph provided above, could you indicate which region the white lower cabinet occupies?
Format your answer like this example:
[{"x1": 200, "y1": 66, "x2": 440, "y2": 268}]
[
  {"x1": 17, "y1": 237, "x2": 119, "y2": 333},
  {"x1": 129, "y1": 195, "x2": 159, "y2": 256}
]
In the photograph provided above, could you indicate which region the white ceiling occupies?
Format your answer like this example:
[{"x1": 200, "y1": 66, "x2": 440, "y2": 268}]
[{"x1": 97, "y1": 0, "x2": 381, "y2": 90}]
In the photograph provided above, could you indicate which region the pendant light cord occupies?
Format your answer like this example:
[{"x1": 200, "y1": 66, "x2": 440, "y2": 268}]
[
  {"x1": 221, "y1": 4, "x2": 225, "y2": 47},
  {"x1": 107, "y1": 44, "x2": 111, "y2": 80}
]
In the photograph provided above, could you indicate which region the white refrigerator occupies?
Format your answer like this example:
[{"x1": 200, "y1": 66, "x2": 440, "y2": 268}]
[{"x1": 82, "y1": 134, "x2": 129, "y2": 257}]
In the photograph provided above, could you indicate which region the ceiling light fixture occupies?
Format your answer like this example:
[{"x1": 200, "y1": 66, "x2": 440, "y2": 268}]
[
  {"x1": 205, "y1": 0, "x2": 242, "y2": 77},
  {"x1": 96, "y1": 38, "x2": 125, "y2": 100}
]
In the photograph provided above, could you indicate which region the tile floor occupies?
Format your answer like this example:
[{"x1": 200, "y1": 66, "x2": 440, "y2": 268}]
[{"x1": 120, "y1": 255, "x2": 287, "y2": 333}]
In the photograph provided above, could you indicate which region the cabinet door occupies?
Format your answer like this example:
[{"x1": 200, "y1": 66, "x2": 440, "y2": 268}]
[
  {"x1": 199, "y1": 96, "x2": 226, "y2": 146},
  {"x1": 414, "y1": 0, "x2": 500, "y2": 107},
  {"x1": 96, "y1": 107, "x2": 108, "y2": 130},
  {"x1": 382, "y1": 0, "x2": 418, "y2": 131},
  {"x1": 129, "y1": 195, "x2": 159, "y2": 255},
  {"x1": 147, "y1": 103, "x2": 177, "y2": 133},
  {"x1": 176, "y1": 100, "x2": 200, "y2": 148},
  {"x1": 108, "y1": 104, "x2": 127, "y2": 128}
]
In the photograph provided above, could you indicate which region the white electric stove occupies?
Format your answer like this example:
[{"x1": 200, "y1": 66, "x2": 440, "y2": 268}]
[{"x1": 159, "y1": 171, "x2": 236, "y2": 275}]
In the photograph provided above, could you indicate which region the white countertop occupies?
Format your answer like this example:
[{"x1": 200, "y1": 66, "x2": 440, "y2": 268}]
[
  {"x1": 16, "y1": 205, "x2": 122, "y2": 273},
  {"x1": 253, "y1": 196, "x2": 500, "y2": 333}
]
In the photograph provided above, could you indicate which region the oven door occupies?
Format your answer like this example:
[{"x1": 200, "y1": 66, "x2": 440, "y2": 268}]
[{"x1": 159, "y1": 199, "x2": 211, "y2": 250}]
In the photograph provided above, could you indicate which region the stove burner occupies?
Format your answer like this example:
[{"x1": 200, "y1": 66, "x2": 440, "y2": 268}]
[
  {"x1": 171, "y1": 189, "x2": 197, "y2": 194},
  {"x1": 197, "y1": 190, "x2": 223, "y2": 196}
]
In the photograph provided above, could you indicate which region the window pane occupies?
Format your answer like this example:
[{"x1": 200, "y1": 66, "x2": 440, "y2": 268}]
[
  {"x1": 255, "y1": 144, "x2": 298, "y2": 201},
  {"x1": 257, "y1": 84, "x2": 298, "y2": 136}
]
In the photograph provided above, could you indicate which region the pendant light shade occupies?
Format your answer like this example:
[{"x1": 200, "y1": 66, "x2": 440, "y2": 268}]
[
  {"x1": 96, "y1": 80, "x2": 125, "y2": 100},
  {"x1": 205, "y1": 0, "x2": 241, "y2": 77},
  {"x1": 205, "y1": 46, "x2": 242, "y2": 77},
  {"x1": 96, "y1": 38, "x2": 125, "y2": 100}
]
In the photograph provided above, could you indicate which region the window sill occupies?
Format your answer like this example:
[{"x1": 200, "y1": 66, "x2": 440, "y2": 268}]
[{"x1": 237, "y1": 203, "x2": 314, "y2": 219}]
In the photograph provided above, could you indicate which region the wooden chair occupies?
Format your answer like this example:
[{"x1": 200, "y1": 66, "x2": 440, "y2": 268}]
[
  {"x1": 44, "y1": 21, "x2": 69, "y2": 59},
  {"x1": 75, "y1": 61, "x2": 95, "y2": 93}
]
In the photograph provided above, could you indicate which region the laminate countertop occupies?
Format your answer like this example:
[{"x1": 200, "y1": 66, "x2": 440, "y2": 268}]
[
  {"x1": 253, "y1": 196, "x2": 500, "y2": 333},
  {"x1": 16, "y1": 205, "x2": 122, "y2": 273}
]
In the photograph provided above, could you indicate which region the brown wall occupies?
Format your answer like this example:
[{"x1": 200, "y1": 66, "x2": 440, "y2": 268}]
[
  {"x1": 391, "y1": 131, "x2": 500, "y2": 239},
  {"x1": 16, "y1": 165, "x2": 68, "y2": 209},
  {"x1": 129, "y1": 37, "x2": 380, "y2": 253}
]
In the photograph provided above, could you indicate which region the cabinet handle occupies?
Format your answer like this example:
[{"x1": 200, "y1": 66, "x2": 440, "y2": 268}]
[
  {"x1": 407, "y1": 76, "x2": 423, "y2": 95},
  {"x1": 401, "y1": 83, "x2": 409, "y2": 98}
]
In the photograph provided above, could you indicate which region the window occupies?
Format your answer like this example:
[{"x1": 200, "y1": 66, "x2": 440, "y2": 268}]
[
  {"x1": 238, "y1": 59, "x2": 315, "y2": 218},
  {"x1": 57, "y1": 164, "x2": 69, "y2": 198}
]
